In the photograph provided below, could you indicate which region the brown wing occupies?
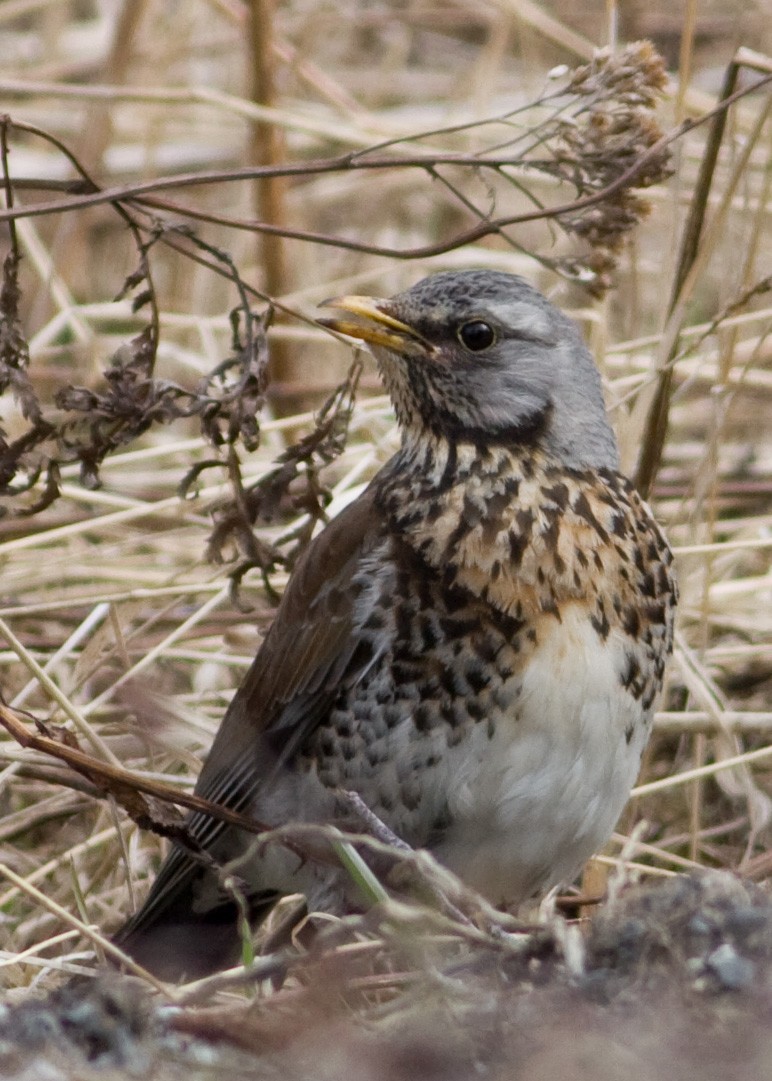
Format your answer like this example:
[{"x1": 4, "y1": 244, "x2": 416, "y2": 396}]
[
  {"x1": 195, "y1": 485, "x2": 384, "y2": 812},
  {"x1": 118, "y1": 486, "x2": 385, "y2": 942}
]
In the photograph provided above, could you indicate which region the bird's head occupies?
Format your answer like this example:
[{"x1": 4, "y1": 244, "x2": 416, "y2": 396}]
[{"x1": 318, "y1": 269, "x2": 619, "y2": 471}]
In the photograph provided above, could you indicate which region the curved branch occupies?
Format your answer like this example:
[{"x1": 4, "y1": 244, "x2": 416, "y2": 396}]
[{"x1": 0, "y1": 68, "x2": 767, "y2": 247}]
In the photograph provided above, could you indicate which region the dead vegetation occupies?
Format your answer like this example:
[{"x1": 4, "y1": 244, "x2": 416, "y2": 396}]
[{"x1": 0, "y1": 1, "x2": 771, "y2": 1077}]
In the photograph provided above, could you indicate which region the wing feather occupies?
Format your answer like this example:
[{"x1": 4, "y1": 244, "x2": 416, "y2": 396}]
[{"x1": 119, "y1": 487, "x2": 385, "y2": 940}]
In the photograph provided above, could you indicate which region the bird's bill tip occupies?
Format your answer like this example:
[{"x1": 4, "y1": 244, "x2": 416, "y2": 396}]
[
  {"x1": 318, "y1": 294, "x2": 391, "y2": 320},
  {"x1": 317, "y1": 295, "x2": 430, "y2": 353}
]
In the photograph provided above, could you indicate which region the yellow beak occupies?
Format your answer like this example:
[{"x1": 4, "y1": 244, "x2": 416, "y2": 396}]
[{"x1": 317, "y1": 295, "x2": 433, "y2": 355}]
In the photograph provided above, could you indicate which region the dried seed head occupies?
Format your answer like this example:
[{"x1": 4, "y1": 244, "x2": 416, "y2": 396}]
[
  {"x1": 529, "y1": 42, "x2": 671, "y2": 292},
  {"x1": 566, "y1": 41, "x2": 669, "y2": 107}
]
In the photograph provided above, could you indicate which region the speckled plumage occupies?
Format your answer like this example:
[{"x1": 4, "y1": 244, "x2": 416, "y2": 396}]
[{"x1": 117, "y1": 270, "x2": 676, "y2": 979}]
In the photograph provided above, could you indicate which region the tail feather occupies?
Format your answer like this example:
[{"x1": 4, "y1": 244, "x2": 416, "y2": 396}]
[
  {"x1": 115, "y1": 848, "x2": 279, "y2": 981},
  {"x1": 117, "y1": 901, "x2": 244, "y2": 982}
]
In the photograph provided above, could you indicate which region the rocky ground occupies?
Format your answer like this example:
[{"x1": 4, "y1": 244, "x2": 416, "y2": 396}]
[{"x1": 2, "y1": 871, "x2": 771, "y2": 1081}]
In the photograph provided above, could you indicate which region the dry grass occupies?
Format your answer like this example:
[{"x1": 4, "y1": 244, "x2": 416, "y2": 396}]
[{"x1": 0, "y1": 0, "x2": 771, "y2": 1064}]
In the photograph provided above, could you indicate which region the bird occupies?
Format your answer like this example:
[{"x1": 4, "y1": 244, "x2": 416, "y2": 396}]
[{"x1": 116, "y1": 269, "x2": 676, "y2": 980}]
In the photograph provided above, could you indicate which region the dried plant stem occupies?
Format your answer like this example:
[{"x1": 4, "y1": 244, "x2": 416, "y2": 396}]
[
  {"x1": 42, "y1": 0, "x2": 149, "y2": 320},
  {"x1": 0, "y1": 702, "x2": 272, "y2": 833},
  {"x1": 79, "y1": 587, "x2": 231, "y2": 718},
  {"x1": 248, "y1": 0, "x2": 292, "y2": 401},
  {"x1": 674, "y1": 0, "x2": 699, "y2": 121},
  {"x1": 655, "y1": 712, "x2": 772, "y2": 733},
  {"x1": 0, "y1": 859, "x2": 173, "y2": 993},
  {"x1": 494, "y1": 0, "x2": 596, "y2": 59},
  {"x1": 632, "y1": 744, "x2": 772, "y2": 798},
  {"x1": 0, "y1": 617, "x2": 120, "y2": 764},
  {"x1": 636, "y1": 49, "x2": 772, "y2": 495},
  {"x1": 0, "y1": 824, "x2": 130, "y2": 909},
  {"x1": 8, "y1": 74, "x2": 770, "y2": 235}
]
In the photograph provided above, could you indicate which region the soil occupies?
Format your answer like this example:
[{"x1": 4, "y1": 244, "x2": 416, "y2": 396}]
[{"x1": 2, "y1": 871, "x2": 771, "y2": 1081}]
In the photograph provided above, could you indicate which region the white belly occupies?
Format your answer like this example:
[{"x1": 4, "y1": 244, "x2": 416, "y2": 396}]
[{"x1": 435, "y1": 605, "x2": 649, "y2": 904}]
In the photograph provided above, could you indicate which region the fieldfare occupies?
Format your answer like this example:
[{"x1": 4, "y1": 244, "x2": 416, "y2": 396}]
[{"x1": 117, "y1": 270, "x2": 676, "y2": 979}]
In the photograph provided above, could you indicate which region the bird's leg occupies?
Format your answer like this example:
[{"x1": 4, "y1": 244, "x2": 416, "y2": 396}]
[
  {"x1": 335, "y1": 789, "x2": 488, "y2": 931},
  {"x1": 336, "y1": 788, "x2": 414, "y2": 852}
]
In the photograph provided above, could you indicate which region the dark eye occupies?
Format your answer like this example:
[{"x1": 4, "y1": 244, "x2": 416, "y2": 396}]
[{"x1": 457, "y1": 320, "x2": 496, "y2": 352}]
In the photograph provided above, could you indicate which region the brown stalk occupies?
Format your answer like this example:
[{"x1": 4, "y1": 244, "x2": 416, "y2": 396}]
[
  {"x1": 635, "y1": 50, "x2": 772, "y2": 497},
  {"x1": 0, "y1": 701, "x2": 271, "y2": 835},
  {"x1": 247, "y1": 0, "x2": 293, "y2": 406},
  {"x1": 40, "y1": 0, "x2": 150, "y2": 317},
  {"x1": 2, "y1": 71, "x2": 770, "y2": 249}
]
